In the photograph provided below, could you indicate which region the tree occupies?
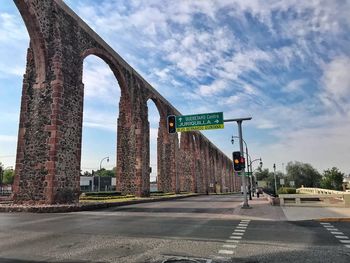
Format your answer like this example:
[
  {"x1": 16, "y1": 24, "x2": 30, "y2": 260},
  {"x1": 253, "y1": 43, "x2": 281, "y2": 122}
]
[
  {"x1": 2, "y1": 169, "x2": 14, "y2": 184},
  {"x1": 0, "y1": 162, "x2": 3, "y2": 185},
  {"x1": 320, "y1": 167, "x2": 344, "y2": 191},
  {"x1": 96, "y1": 167, "x2": 116, "y2": 177},
  {"x1": 286, "y1": 161, "x2": 321, "y2": 188},
  {"x1": 255, "y1": 167, "x2": 283, "y2": 193}
]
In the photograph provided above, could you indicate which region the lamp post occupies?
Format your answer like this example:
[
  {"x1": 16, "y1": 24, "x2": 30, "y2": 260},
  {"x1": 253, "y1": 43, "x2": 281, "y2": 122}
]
[
  {"x1": 99, "y1": 157, "x2": 109, "y2": 170},
  {"x1": 98, "y1": 157, "x2": 109, "y2": 192},
  {"x1": 250, "y1": 158, "x2": 262, "y2": 196}
]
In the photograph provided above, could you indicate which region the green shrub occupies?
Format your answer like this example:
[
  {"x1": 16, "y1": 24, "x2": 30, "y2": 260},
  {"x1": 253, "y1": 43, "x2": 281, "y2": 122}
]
[
  {"x1": 278, "y1": 187, "x2": 296, "y2": 194},
  {"x1": 150, "y1": 192, "x2": 175, "y2": 197},
  {"x1": 80, "y1": 194, "x2": 134, "y2": 201},
  {"x1": 83, "y1": 191, "x2": 121, "y2": 197}
]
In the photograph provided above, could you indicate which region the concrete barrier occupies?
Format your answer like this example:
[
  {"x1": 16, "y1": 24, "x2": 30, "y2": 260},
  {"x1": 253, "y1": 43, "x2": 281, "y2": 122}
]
[{"x1": 279, "y1": 193, "x2": 350, "y2": 207}]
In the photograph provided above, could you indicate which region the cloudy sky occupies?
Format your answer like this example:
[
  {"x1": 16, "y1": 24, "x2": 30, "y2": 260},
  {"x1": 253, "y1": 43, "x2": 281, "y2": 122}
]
[{"x1": 0, "y1": 0, "x2": 349, "y2": 180}]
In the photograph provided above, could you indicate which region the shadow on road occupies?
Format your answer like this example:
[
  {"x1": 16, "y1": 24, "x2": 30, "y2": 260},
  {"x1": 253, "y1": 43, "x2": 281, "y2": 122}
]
[
  {"x1": 107, "y1": 207, "x2": 235, "y2": 214},
  {"x1": 0, "y1": 259, "x2": 107, "y2": 263}
]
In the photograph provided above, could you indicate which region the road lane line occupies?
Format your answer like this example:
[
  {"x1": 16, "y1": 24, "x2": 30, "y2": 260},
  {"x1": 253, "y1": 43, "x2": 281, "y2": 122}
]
[
  {"x1": 218, "y1": 250, "x2": 234, "y2": 255},
  {"x1": 230, "y1": 236, "x2": 242, "y2": 239},
  {"x1": 331, "y1": 232, "x2": 344, "y2": 235},
  {"x1": 226, "y1": 239, "x2": 239, "y2": 243},
  {"x1": 335, "y1": 236, "x2": 349, "y2": 239},
  {"x1": 323, "y1": 226, "x2": 337, "y2": 229},
  {"x1": 223, "y1": 244, "x2": 237, "y2": 249},
  {"x1": 320, "y1": 222, "x2": 350, "y2": 250},
  {"x1": 216, "y1": 220, "x2": 251, "y2": 259}
]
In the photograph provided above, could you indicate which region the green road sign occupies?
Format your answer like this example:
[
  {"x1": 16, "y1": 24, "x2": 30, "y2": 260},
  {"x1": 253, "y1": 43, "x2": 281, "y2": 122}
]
[
  {"x1": 237, "y1": 172, "x2": 251, "y2": 177},
  {"x1": 175, "y1": 112, "x2": 224, "y2": 132}
]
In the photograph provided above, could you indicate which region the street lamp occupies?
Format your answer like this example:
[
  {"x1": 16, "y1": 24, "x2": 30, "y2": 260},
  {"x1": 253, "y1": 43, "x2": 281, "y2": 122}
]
[
  {"x1": 98, "y1": 157, "x2": 109, "y2": 192},
  {"x1": 250, "y1": 158, "x2": 262, "y2": 196},
  {"x1": 99, "y1": 157, "x2": 109, "y2": 170}
]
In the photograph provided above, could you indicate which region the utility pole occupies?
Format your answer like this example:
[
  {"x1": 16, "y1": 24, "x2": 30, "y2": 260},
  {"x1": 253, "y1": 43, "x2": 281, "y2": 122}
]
[
  {"x1": 273, "y1": 163, "x2": 277, "y2": 196},
  {"x1": 224, "y1": 117, "x2": 252, "y2": 208}
]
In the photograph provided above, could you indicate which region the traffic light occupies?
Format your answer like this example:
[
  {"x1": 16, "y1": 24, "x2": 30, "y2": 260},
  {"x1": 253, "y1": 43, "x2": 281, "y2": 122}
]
[
  {"x1": 240, "y1": 156, "x2": 245, "y2": 169},
  {"x1": 233, "y1": 151, "x2": 242, "y2": 171},
  {"x1": 167, "y1": 115, "x2": 176, "y2": 134}
]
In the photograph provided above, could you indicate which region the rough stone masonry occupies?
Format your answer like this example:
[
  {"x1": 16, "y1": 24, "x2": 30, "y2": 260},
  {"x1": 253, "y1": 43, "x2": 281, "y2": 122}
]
[{"x1": 11, "y1": 0, "x2": 240, "y2": 204}]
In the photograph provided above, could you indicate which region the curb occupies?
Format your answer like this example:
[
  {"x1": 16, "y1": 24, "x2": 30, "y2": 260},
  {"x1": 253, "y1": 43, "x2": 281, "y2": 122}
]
[
  {"x1": 0, "y1": 193, "x2": 200, "y2": 213},
  {"x1": 315, "y1": 217, "x2": 350, "y2": 222}
]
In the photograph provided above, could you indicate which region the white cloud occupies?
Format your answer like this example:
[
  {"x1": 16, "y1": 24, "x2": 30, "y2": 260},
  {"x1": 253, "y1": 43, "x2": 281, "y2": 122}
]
[
  {"x1": 322, "y1": 56, "x2": 350, "y2": 99},
  {"x1": 0, "y1": 13, "x2": 28, "y2": 42},
  {"x1": 83, "y1": 108, "x2": 117, "y2": 132},
  {"x1": 197, "y1": 79, "x2": 227, "y2": 96},
  {"x1": 83, "y1": 57, "x2": 121, "y2": 104},
  {"x1": 282, "y1": 79, "x2": 307, "y2": 93},
  {"x1": 222, "y1": 95, "x2": 240, "y2": 105}
]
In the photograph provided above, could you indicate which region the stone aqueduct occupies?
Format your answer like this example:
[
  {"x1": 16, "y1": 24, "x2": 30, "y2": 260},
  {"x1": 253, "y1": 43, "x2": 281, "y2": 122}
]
[{"x1": 11, "y1": 0, "x2": 241, "y2": 204}]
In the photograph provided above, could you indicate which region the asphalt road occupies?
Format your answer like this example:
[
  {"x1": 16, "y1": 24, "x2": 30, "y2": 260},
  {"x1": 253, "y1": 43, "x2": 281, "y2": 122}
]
[{"x1": 0, "y1": 194, "x2": 349, "y2": 263}]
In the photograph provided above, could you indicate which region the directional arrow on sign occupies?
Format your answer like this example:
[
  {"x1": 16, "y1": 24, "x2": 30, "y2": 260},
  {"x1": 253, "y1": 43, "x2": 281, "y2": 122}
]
[{"x1": 214, "y1": 120, "x2": 219, "y2": 123}]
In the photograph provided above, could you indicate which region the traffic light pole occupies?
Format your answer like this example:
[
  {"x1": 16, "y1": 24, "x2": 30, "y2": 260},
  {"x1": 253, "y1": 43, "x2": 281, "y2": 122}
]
[
  {"x1": 237, "y1": 120, "x2": 249, "y2": 208},
  {"x1": 224, "y1": 117, "x2": 252, "y2": 209}
]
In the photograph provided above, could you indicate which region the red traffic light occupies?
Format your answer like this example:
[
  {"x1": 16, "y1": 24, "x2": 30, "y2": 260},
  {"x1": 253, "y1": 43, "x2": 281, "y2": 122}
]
[{"x1": 167, "y1": 115, "x2": 176, "y2": 134}]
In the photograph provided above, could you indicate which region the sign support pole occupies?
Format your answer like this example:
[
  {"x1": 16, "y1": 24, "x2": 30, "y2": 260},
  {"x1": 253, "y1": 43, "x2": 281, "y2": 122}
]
[{"x1": 224, "y1": 117, "x2": 252, "y2": 209}]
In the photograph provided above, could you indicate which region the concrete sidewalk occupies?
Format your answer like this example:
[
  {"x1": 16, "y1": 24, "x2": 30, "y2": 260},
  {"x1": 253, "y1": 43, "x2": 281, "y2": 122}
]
[{"x1": 233, "y1": 194, "x2": 350, "y2": 221}]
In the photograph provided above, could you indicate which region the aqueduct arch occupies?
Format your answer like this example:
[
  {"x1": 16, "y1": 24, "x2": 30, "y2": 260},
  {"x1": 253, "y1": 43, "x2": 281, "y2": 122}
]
[{"x1": 11, "y1": 0, "x2": 240, "y2": 204}]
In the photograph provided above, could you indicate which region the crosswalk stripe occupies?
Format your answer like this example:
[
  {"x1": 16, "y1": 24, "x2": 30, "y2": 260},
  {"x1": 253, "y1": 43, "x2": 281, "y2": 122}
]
[
  {"x1": 339, "y1": 240, "x2": 350, "y2": 244},
  {"x1": 223, "y1": 244, "x2": 237, "y2": 249},
  {"x1": 226, "y1": 239, "x2": 239, "y2": 243},
  {"x1": 218, "y1": 250, "x2": 234, "y2": 255},
  {"x1": 331, "y1": 232, "x2": 344, "y2": 235},
  {"x1": 335, "y1": 236, "x2": 349, "y2": 239}
]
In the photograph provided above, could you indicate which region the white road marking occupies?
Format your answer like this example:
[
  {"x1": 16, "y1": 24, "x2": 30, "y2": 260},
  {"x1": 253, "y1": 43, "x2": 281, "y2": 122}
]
[
  {"x1": 223, "y1": 244, "x2": 237, "y2": 249},
  {"x1": 226, "y1": 239, "x2": 239, "y2": 243},
  {"x1": 218, "y1": 250, "x2": 234, "y2": 255},
  {"x1": 323, "y1": 225, "x2": 336, "y2": 229},
  {"x1": 345, "y1": 245, "x2": 350, "y2": 249},
  {"x1": 339, "y1": 240, "x2": 350, "y2": 244},
  {"x1": 335, "y1": 236, "x2": 349, "y2": 239},
  {"x1": 320, "y1": 222, "x2": 331, "y2": 225},
  {"x1": 217, "y1": 220, "x2": 251, "y2": 258},
  {"x1": 230, "y1": 236, "x2": 242, "y2": 239},
  {"x1": 325, "y1": 228, "x2": 338, "y2": 231},
  {"x1": 331, "y1": 232, "x2": 344, "y2": 235}
]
